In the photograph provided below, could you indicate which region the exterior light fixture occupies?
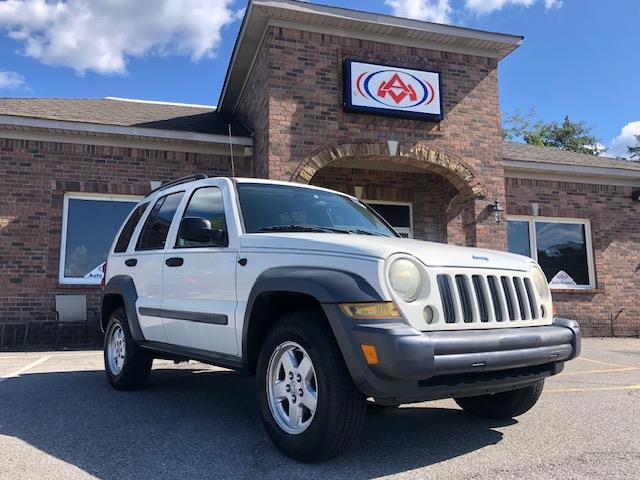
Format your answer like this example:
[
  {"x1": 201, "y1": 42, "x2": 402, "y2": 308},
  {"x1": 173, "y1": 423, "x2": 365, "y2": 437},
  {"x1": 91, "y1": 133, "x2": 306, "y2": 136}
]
[{"x1": 491, "y1": 198, "x2": 504, "y2": 224}]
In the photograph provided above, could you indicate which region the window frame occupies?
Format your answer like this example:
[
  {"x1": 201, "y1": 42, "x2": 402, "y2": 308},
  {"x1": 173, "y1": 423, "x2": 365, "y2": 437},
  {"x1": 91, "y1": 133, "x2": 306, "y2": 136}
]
[
  {"x1": 506, "y1": 215, "x2": 596, "y2": 290},
  {"x1": 365, "y1": 200, "x2": 413, "y2": 239},
  {"x1": 59, "y1": 192, "x2": 141, "y2": 285}
]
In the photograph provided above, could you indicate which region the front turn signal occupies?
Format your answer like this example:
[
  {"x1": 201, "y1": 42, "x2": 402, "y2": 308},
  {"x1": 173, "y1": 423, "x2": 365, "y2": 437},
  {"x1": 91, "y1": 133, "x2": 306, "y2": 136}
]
[
  {"x1": 339, "y1": 302, "x2": 401, "y2": 319},
  {"x1": 360, "y1": 344, "x2": 379, "y2": 365}
]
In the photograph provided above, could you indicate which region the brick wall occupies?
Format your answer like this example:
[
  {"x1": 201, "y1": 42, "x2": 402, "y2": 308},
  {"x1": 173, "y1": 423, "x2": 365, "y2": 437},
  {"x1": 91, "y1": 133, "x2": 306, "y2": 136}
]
[
  {"x1": 0, "y1": 137, "x2": 246, "y2": 347},
  {"x1": 235, "y1": 26, "x2": 507, "y2": 250},
  {"x1": 311, "y1": 166, "x2": 459, "y2": 242},
  {"x1": 506, "y1": 177, "x2": 640, "y2": 336},
  {"x1": 234, "y1": 35, "x2": 270, "y2": 179}
]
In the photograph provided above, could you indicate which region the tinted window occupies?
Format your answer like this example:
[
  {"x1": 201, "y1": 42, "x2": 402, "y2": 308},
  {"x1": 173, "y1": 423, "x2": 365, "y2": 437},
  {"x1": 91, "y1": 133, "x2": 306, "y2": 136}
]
[
  {"x1": 136, "y1": 192, "x2": 184, "y2": 251},
  {"x1": 536, "y1": 222, "x2": 589, "y2": 287},
  {"x1": 114, "y1": 203, "x2": 148, "y2": 253},
  {"x1": 237, "y1": 183, "x2": 397, "y2": 237},
  {"x1": 62, "y1": 197, "x2": 137, "y2": 283},
  {"x1": 507, "y1": 220, "x2": 531, "y2": 257},
  {"x1": 176, "y1": 187, "x2": 228, "y2": 248},
  {"x1": 368, "y1": 203, "x2": 411, "y2": 228}
]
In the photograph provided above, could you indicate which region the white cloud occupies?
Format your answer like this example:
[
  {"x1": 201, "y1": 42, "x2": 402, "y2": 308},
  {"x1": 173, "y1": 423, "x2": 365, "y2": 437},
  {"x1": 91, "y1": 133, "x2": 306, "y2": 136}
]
[
  {"x1": 544, "y1": 0, "x2": 562, "y2": 9},
  {"x1": 608, "y1": 121, "x2": 640, "y2": 158},
  {"x1": 464, "y1": 0, "x2": 559, "y2": 14},
  {"x1": 0, "y1": 69, "x2": 26, "y2": 89},
  {"x1": 0, "y1": 0, "x2": 243, "y2": 75},
  {"x1": 385, "y1": 0, "x2": 452, "y2": 23}
]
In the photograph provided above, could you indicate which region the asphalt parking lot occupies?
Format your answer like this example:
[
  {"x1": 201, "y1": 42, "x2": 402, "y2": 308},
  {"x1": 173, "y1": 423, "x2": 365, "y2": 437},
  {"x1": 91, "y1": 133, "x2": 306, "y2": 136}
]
[{"x1": 1, "y1": 338, "x2": 639, "y2": 480}]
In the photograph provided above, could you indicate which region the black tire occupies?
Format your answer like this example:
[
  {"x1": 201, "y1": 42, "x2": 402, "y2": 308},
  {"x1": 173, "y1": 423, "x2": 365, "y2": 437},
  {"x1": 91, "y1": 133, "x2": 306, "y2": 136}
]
[
  {"x1": 103, "y1": 307, "x2": 153, "y2": 390},
  {"x1": 256, "y1": 311, "x2": 367, "y2": 462},
  {"x1": 454, "y1": 379, "x2": 545, "y2": 420}
]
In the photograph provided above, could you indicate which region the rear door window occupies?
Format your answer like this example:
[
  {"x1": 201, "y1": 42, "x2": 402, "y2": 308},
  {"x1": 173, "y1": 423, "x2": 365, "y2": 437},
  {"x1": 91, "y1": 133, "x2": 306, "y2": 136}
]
[
  {"x1": 136, "y1": 192, "x2": 184, "y2": 251},
  {"x1": 114, "y1": 202, "x2": 148, "y2": 253}
]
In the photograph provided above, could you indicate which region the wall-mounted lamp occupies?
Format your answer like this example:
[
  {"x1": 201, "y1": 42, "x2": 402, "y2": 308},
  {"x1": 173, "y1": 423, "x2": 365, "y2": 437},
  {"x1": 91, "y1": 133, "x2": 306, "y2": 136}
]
[{"x1": 491, "y1": 198, "x2": 504, "y2": 224}]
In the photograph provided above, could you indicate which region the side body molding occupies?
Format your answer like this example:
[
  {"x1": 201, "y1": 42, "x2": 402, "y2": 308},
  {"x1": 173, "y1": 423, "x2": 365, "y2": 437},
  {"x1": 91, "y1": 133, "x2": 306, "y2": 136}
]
[
  {"x1": 102, "y1": 275, "x2": 145, "y2": 342},
  {"x1": 242, "y1": 267, "x2": 384, "y2": 361}
]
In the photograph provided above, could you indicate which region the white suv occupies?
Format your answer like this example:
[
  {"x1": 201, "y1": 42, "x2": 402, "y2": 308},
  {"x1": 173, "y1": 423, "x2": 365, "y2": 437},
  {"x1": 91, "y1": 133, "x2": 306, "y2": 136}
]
[{"x1": 101, "y1": 174, "x2": 580, "y2": 462}]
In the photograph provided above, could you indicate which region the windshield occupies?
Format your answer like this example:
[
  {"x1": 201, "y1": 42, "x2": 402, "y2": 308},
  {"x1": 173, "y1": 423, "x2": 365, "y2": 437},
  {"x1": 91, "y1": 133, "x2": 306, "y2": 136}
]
[{"x1": 236, "y1": 183, "x2": 399, "y2": 237}]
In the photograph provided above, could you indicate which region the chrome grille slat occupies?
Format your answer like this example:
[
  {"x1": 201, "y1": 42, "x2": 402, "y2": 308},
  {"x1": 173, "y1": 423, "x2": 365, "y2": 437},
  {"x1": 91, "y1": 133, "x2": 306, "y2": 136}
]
[{"x1": 435, "y1": 272, "x2": 542, "y2": 327}]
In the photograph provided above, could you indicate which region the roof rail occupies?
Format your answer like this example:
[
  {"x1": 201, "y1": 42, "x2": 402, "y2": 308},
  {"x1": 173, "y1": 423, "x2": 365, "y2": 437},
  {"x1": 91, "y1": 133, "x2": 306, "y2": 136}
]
[{"x1": 145, "y1": 173, "x2": 208, "y2": 197}]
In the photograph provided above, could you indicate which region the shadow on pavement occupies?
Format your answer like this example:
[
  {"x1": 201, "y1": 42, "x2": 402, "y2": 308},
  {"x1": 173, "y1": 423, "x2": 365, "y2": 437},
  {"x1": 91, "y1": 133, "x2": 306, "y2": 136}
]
[{"x1": 0, "y1": 366, "x2": 510, "y2": 479}]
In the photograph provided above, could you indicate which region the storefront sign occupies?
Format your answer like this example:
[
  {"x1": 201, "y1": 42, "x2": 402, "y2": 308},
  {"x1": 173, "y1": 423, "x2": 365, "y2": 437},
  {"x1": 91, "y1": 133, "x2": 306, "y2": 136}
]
[{"x1": 343, "y1": 60, "x2": 442, "y2": 121}]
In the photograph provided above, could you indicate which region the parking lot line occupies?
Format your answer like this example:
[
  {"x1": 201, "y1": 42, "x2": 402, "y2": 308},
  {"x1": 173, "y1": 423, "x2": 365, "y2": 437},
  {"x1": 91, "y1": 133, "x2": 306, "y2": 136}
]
[
  {"x1": 562, "y1": 366, "x2": 639, "y2": 376},
  {"x1": 0, "y1": 351, "x2": 100, "y2": 360},
  {"x1": 547, "y1": 383, "x2": 640, "y2": 393},
  {"x1": 577, "y1": 357, "x2": 637, "y2": 369},
  {"x1": 0, "y1": 355, "x2": 51, "y2": 384}
]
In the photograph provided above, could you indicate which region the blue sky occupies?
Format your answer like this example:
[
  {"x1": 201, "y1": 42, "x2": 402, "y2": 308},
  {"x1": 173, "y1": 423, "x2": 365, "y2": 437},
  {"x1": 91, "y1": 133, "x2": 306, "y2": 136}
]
[{"x1": 0, "y1": 0, "x2": 638, "y2": 156}]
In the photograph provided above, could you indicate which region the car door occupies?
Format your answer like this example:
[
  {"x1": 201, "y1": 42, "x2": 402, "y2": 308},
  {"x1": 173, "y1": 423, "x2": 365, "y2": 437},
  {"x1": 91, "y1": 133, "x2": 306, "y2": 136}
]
[
  {"x1": 130, "y1": 190, "x2": 185, "y2": 343},
  {"x1": 161, "y1": 180, "x2": 239, "y2": 356}
]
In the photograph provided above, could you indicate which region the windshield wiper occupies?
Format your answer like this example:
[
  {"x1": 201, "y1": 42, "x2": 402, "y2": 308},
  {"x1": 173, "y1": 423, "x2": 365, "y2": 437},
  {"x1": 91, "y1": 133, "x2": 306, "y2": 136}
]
[
  {"x1": 259, "y1": 224, "x2": 393, "y2": 237},
  {"x1": 259, "y1": 224, "x2": 338, "y2": 233},
  {"x1": 346, "y1": 228, "x2": 392, "y2": 237}
]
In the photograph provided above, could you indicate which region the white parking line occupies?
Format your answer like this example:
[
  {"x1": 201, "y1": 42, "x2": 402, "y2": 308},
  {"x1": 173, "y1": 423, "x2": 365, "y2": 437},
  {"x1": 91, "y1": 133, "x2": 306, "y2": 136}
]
[
  {"x1": 0, "y1": 351, "x2": 101, "y2": 360},
  {"x1": 0, "y1": 356, "x2": 51, "y2": 384}
]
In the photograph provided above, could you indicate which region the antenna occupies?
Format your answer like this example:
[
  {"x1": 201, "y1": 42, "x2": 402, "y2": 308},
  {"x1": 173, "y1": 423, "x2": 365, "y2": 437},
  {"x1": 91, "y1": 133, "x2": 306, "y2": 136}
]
[{"x1": 228, "y1": 123, "x2": 236, "y2": 178}]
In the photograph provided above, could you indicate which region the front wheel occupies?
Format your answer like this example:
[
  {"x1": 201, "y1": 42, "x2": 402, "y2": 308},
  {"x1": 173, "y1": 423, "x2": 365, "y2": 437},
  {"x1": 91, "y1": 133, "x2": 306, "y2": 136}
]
[
  {"x1": 256, "y1": 311, "x2": 366, "y2": 462},
  {"x1": 454, "y1": 379, "x2": 545, "y2": 420}
]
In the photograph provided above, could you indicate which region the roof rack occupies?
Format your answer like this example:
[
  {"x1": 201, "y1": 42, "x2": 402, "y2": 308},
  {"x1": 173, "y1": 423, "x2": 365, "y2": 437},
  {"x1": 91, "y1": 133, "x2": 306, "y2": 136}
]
[{"x1": 145, "y1": 173, "x2": 208, "y2": 197}]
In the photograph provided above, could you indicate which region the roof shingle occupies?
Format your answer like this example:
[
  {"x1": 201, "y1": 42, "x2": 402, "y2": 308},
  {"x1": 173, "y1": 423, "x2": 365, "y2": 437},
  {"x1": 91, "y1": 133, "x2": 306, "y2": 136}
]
[
  {"x1": 503, "y1": 141, "x2": 640, "y2": 172},
  {"x1": 0, "y1": 97, "x2": 251, "y2": 137}
]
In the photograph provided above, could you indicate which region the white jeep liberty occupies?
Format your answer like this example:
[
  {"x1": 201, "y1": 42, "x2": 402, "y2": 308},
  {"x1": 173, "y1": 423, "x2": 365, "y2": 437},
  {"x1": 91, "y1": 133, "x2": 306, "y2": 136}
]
[{"x1": 102, "y1": 174, "x2": 580, "y2": 462}]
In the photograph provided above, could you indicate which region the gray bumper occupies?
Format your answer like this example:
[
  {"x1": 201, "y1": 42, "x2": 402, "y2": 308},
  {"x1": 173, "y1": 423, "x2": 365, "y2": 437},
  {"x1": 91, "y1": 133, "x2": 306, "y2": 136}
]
[{"x1": 322, "y1": 304, "x2": 580, "y2": 403}]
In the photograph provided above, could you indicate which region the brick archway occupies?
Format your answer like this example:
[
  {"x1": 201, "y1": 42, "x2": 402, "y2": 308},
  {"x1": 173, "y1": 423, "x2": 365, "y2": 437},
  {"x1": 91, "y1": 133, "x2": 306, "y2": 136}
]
[{"x1": 290, "y1": 142, "x2": 487, "y2": 199}]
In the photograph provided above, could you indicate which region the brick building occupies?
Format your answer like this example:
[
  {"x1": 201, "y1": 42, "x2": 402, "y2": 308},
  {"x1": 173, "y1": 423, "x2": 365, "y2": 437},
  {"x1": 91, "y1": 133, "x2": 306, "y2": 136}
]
[{"x1": 1, "y1": 0, "x2": 639, "y2": 348}]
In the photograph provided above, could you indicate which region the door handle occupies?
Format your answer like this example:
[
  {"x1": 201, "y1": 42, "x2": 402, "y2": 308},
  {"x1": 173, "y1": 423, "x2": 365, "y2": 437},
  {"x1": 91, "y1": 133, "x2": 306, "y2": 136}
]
[
  {"x1": 124, "y1": 258, "x2": 137, "y2": 267},
  {"x1": 165, "y1": 257, "x2": 184, "y2": 267}
]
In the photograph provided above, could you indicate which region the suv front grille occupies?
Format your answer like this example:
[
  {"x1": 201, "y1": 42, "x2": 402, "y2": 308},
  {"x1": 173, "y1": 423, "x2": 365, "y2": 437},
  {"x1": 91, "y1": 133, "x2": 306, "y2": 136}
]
[{"x1": 436, "y1": 272, "x2": 542, "y2": 325}]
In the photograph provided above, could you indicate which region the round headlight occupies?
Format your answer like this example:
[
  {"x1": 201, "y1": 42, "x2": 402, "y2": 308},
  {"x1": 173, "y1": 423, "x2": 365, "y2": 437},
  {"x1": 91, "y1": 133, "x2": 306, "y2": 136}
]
[
  {"x1": 531, "y1": 265, "x2": 551, "y2": 301},
  {"x1": 388, "y1": 258, "x2": 422, "y2": 302}
]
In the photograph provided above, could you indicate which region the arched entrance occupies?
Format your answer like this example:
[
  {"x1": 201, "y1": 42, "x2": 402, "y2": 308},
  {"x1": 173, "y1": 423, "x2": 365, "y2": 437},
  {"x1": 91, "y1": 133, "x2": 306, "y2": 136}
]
[{"x1": 290, "y1": 142, "x2": 488, "y2": 246}]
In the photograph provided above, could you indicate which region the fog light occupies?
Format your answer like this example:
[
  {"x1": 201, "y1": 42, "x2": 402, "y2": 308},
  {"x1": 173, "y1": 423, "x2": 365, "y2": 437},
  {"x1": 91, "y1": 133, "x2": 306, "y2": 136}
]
[{"x1": 423, "y1": 306, "x2": 435, "y2": 324}]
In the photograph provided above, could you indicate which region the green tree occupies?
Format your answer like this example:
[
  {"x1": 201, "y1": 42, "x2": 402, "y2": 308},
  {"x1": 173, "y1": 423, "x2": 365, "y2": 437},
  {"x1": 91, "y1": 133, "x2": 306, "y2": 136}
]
[
  {"x1": 628, "y1": 134, "x2": 640, "y2": 161},
  {"x1": 503, "y1": 110, "x2": 604, "y2": 156}
]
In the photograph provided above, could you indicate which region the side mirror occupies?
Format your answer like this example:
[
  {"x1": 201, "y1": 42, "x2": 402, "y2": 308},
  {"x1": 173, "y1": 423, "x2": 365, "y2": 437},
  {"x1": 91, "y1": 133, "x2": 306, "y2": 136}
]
[{"x1": 178, "y1": 217, "x2": 227, "y2": 245}]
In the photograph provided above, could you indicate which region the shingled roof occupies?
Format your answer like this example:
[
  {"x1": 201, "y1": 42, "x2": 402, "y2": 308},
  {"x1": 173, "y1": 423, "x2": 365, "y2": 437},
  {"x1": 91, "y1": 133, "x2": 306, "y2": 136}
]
[
  {"x1": 0, "y1": 97, "x2": 251, "y2": 137},
  {"x1": 503, "y1": 141, "x2": 640, "y2": 172}
]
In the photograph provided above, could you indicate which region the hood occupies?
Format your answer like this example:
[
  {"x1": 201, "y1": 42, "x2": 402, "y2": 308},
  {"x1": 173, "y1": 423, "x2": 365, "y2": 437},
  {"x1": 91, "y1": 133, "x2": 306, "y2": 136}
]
[{"x1": 240, "y1": 233, "x2": 532, "y2": 271}]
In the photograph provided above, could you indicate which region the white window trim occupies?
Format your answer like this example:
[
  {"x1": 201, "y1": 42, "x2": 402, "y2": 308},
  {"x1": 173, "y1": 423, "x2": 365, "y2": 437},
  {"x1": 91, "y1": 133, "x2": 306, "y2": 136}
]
[
  {"x1": 60, "y1": 192, "x2": 141, "y2": 285},
  {"x1": 365, "y1": 200, "x2": 413, "y2": 238},
  {"x1": 507, "y1": 215, "x2": 596, "y2": 290}
]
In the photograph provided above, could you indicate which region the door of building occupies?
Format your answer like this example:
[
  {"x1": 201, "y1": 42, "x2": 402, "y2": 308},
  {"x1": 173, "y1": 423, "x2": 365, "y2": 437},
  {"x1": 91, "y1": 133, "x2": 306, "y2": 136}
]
[{"x1": 366, "y1": 201, "x2": 413, "y2": 238}]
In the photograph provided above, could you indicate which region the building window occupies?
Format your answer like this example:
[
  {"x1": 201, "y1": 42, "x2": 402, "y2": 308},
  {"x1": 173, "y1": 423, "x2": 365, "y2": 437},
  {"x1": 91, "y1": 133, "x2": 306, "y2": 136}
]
[
  {"x1": 60, "y1": 193, "x2": 140, "y2": 285},
  {"x1": 506, "y1": 216, "x2": 595, "y2": 289},
  {"x1": 366, "y1": 201, "x2": 413, "y2": 238}
]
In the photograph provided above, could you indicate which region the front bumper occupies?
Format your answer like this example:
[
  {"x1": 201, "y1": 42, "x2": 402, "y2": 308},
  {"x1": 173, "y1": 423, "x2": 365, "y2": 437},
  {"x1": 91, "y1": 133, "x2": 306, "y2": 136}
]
[{"x1": 322, "y1": 304, "x2": 580, "y2": 404}]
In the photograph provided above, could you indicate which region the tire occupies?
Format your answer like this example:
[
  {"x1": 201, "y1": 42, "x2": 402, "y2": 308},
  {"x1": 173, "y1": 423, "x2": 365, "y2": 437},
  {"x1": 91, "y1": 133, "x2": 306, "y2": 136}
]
[
  {"x1": 454, "y1": 379, "x2": 545, "y2": 420},
  {"x1": 256, "y1": 311, "x2": 367, "y2": 462},
  {"x1": 103, "y1": 307, "x2": 153, "y2": 390}
]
